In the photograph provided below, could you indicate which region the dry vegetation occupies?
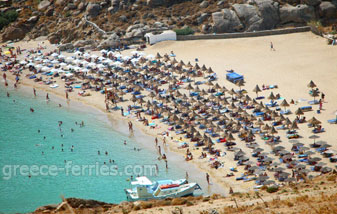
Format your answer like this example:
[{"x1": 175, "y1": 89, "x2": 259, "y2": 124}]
[{"x1": 33, "y1": 173, "x2": 337, "y2": 214}]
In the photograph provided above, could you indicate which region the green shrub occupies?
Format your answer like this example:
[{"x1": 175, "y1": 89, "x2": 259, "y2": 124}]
[
  {"x1": 0, "y1": 10, "x2": 18, "y2": 30},
  {"x1": 174, "y1": 27, "x2": 194, "y2": 35},
  {"x1": 0, "y1": 16, "x2": 9, "y2": 30},
  {"x1": 3, "y1": 10, "x2": 18, "y2": 22},
  {"x1": 266, "y1": 186, "x2": 279, "y2": 193}
]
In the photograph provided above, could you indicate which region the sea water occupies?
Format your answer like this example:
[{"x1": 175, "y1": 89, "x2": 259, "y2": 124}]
[{"x1": 0, "y1": 84, "x2": 186, "y2": 213}]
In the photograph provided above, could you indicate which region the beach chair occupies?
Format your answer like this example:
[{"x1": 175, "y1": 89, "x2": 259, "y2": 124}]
[
  {"x1": 328, "y1": 119, "x2": 337, "y2": 124},
  {"x1": 300, "y1": 106, "x2": 312, "y2": 112},
  {"x1": 280, "y1": 109, "x2": 291, "y2": 115},
  {"x1": 308, "y1": 100, "x2": 319, "y2": 105}
]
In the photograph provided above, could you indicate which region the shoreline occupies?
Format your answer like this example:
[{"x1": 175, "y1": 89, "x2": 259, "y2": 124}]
[{"x1": 4, "y1": 76, "x2": 227, "y2": 196}]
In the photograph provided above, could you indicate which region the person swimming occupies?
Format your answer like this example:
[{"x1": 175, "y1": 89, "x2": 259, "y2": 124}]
[
  {"x1": 30, "y1": 107, "x2": 34, "y2": 112},
  {"x1": 6, "y1": 92, "x2": 9, "y2": 97}
]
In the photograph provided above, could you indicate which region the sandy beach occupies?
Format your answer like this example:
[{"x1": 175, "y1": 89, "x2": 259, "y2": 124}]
[{"x1": 2, "y1": 31, "x2": 337, "y2": 196}]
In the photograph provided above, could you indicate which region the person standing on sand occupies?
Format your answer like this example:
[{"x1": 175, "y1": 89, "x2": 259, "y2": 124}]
[
  {"x1": 206, "y1": 173, "x2": 210, "y2": 184},
  {"x1": 46, "y1": 93, "x2": 49, "y2": 100},
  {"x1": 66, "y1": 91, "x2": 69, "y2": 100},
  {"x1": 270, "y1": 42, "x2": 275, "y2": 51},
  {"x1": 155, "y1": 137, "x2": 158, "y2": 146},
  {"x1": 321, "y1": 93, "x2": 325, "y2": 102},
  {"x1": 186, "y1": 172, "x2": 189, "y2": 182},
  {"x1": 319, "y1": 99, "x2": 323, "y2": 110},
  {"x1": 3, "y1": 72, "x2": 6, "y2": 81},
  {"x1": 33, "y1": 88, "x2": 36, "y2": 97}
]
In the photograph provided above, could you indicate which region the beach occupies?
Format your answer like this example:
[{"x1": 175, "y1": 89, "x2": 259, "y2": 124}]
[{"x1": 1, "y1": 30, "x2": 337, "y2": 208}]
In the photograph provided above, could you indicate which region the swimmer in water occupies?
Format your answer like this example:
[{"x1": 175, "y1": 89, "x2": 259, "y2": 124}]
[
  {"x1": 98, "y1": 151, "x2": 100, "y2": 155},
  {"x1": 71, "y1": 128, "x2": 74, "y2": 132},
  {"x1": 43, "y1": 136, "x2": 46, "y2": 140},
  {"x1": 59, "y1": 104, "x2": 62, "y2": 107},
  {"x1": 42, "y1": 151, "x2": 44, "y2": 155},
  {"x1": 30, "y1": 107, "x2": 34, "y2": 112},
  {"x1": 124, "y1": 140, "x2": 127, "y2": 145},
  {"x1": 105, "y1": 151, "x2": 108, "y2": 155},
  {"x1": 61, "y1": 134, "x2": 64, "y2": 138},
  {"x1": 38, "y1": 129, "x2": 40, "y2": 133},
  {"x1": 52, "y1": 146, "x2": 54, "y2": 150},
  {"x1": 61, "y1": 148, "x2": 64, "y2": 152},
  {"x1": 61, "y1": 144, "x2": 63, "y2": 147},
  {"x1": 6, "y1": 92, "x2": 9, "y2": 97}
]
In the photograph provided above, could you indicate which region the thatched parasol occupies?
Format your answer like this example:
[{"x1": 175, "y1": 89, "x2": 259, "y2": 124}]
[{"x1": 253, "y1": 85, "x2": 262, "y2": 97}]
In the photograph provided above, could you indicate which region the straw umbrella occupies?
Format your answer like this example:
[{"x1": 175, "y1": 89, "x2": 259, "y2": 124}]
[
  {"x1": 253, "y1": 85, "x2": 262, "y2": 97},
  {"x1": 309, "y1": 135, "x2": 320, "y2": 144},
  {"x1": 295, "y1": 108, "x2": 304, "y2": 119},
  {"x1": 291, "y1": 121, "x2": 299, "y2": 131},
  {"x1": 308, "y1": 117, "x2": 321, "y2": 127},
  {"x1": 311, "y1": 90, "x2": 319, "y2": 102},
  {"x1": 280, "y1": 99, "x2": 290, "y2": 111},
  {"x1": 268, "y1": 92, "x2": 276, "y2": 102},
  {"x1": 235, "y1": 79, "x2": 244, "y2": 91},
  {"x1": 307, "y1": 80, "x2": 316, "y2": 89},
  {"x1": 269, "y1": 126, "x2": 278, "y2": 136}
]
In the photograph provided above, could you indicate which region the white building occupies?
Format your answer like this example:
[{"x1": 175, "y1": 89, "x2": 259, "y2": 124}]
[{"x1": 144, "y1": 30, "x2": 177, "y2": 45}]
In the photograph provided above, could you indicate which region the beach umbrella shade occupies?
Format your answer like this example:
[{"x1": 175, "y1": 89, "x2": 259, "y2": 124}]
[
  {"x1": 308, "y1": 117, "x2": 321, "y2": 127},
  {"x1": 295, "y1": 108, "x2": 304, "y2": 116},
  {"x1": 307, "y1": 80, "x2": 316, "y2": 89},
  {"x1": 206, "y1": 67, "x2": 213, "y2": 74},
  {"x1": 156, "y1": 52, "x2": 162, "y2": 59},
  {"x1": 253, "y1": 148, "x2": 264, "y2": 153},
  {"x1": 235, "y1": 79, "x2": 245, "y2": 91},
  {"x1": 227, "y1": 133, "x2": 235, "y2": 142},
  {"x1": 275, "y1": 167, "x2": 285, "y2": 172},
  {"x1": 280, "y1": 99, "x2": 290, "y2": 111},
  {"x1": 268, "y1": 92, "x2": 276, "y2": 101},
  {"x1": 253, "y1": 85, "x2": 262, "y2": 97},
  {"x1": 304, "y1": 151, "x2": 315, "y2": 156},
  {"x1": 311, "y1": 89, "x2": 319, "y2": 101},
  {"x1": 291, "y1": 121, "x2": 299, "y2": 130},
  {"x1": 309, "y1": 135, "x2": 320, "y2": 143}
]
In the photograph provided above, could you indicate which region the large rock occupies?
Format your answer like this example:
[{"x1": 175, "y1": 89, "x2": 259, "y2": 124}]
[
  {"x1": 212, "y1": 9, "x2": 243, "y2": 33},
  {"x1": 233, "y1": 4, "x2": 263, "y2": 31},
  {"x1": 86, "y1": 3, "x2": 100, "y2": 17},
  {"x1": 48, "y1": 32, "x2": 61, "y2": 44},
  {"x1": 200, "y1": 0, "x2": 209, "y2": 8},
  {"x1": 147, "y1": 0, "x2": 164, "y2": 7},
  {"x1": 58, "y1": 43, "x2": 74, "y2": 51},
  {"x1": 38, "y1": 0, "x2": 51, "y2": 11},
  {"x1": 197, "y1": 13, "x2": 209, "y2": 25},
  {"x1": 280, "y1": 4, "x2": 316, "y2": 24},
  {"x1": 73, "y1": 39, "x2": 96, "y2": 47},
  {"x1": 2, "y1": 27, "x2": 26, "y2": 41},
  {"x1": 319, "y1": 1, "x2": 337, "y2": 19},
  {"x1": 304, "y1": 0, "x2": 321, "y2": 6},
  {"x1": 255, "y1": 0, "x2": 280, "y2": 30},
  {"x1": 98, "y1": 33, "x2": 120, "y2": 49}
]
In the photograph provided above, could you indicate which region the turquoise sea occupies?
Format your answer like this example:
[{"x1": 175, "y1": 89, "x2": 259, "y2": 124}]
[{"x1": 0, "y1": 83, "x2": 187, "y2": 213}]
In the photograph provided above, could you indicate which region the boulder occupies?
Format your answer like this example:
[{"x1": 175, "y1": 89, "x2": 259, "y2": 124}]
[
  {"x1": 27, "y1": 16, "x2": 39, "y2": 23},
  {"x1": 200, "y1": 1, "x2": 209, "y2": 8},
  {"x1": 319, "y1": 1, "x2": 336, "y2": 19},
  {"x1": 98, "y1": 33, "x2": 120, "y2": 49},
  {"x1": 48, "y1": 32, "x2": 61, "y2": 44},
  {"x1": 280, "y1": 4, "x2": 315, "y2": 24},
  {"x1": 77, "y1": 2, "x2": 86, "y2": 11},
  {"x1": 147, "y1": 0, "x2": 164, "y2": 7},
  {"x1": 126, "y1": 24, "x2": 145, "y2": 32},
  {"x1": 86, "y1": 3, "x2": 100, "y2": 17},
  {"x1": 304, "y1": 0, "x2": 321, "y2": 6},
  {"x1": 67, "y1": 3, "x2": 77, "y2": 10},
  {"x1": 233, "y1": 4, "x2": 263, "y2": 31},
  {"x1": 55, "y1": 0, "x2": 65, "y2": 6},
  {"x1": 197, "y1": 13, "x2": 209, "y2": 25},
  {"x1": 212, "y1": 9, "x2": 243, "y2": 33},
  {"x1": 255, "y1": 0, "x2": 280, "y2": 30},
  {"x1": 58, "y1": 43, "x2": 74, "y2": 51},
  {"x1": 73, "y1": 39, "x2": 96, "y2": 47},
  {"x1": 45, "y1": 8, "x2": 54, "y2": 16},
  {"x1": 119, "y1": 15, "x2": 128, "y2": 22},
  {"x1": 38, "y1": 0, "x2": 51, "y2": 11},
  {"x1": 2, "y1": 27, "x2": 26, "y2": 41}
]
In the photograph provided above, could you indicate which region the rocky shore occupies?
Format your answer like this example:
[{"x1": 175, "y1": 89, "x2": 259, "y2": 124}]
[{"x1": 1, "y1": 0, "x2": 336, "y2": 50}]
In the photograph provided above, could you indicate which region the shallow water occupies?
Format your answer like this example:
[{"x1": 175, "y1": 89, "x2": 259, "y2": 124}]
[{"x1": 0, "y1": 83, "x2": 187, "y2": 213}]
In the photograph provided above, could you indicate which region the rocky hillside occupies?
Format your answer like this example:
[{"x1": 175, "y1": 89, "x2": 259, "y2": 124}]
[
  {"x1": 34, "y1": 172, "x2": 337, "y2": 214},
  {"x1": 1, "y1": 0, "x2": 336, "y2": 48}
]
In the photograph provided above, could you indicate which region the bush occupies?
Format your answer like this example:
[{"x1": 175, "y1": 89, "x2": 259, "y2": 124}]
[
  {"x1": 3, "y1": 10, "x2": 18, "y2": 22},
  {"x1": 174, "y1": 27, "x2": 194, "y2": 35},
  {"x1": 266, "y1": 186, "x2": 279, "y2": 193},
  {"x1": 0, "y1": 16, "x2": 9, "y2": 29},
  {"x1": 0, "y1": 10, "x2": 18, "y2": 30}
]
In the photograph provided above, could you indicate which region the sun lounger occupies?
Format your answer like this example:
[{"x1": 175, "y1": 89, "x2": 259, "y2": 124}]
[
  {"x1": 256, "y1": 96, "x2": 265, "y2": 100},
  {"x1": 328, "y1": 119, "x2": 337, "y2": 124},
  {"x1": 254, "y1": 112, "x2": 264, "y2": 117},
  {"x1": 308, "y1": 100, "x2": 319, "y2": 105},
  {"x1": 280, "y1": 109, "x2": 291, "y2": 115},
  {"x1": 300, "y1": 106, "x2": 312, "y2": 112},
  {"x1": 265, "y1": 101, "x2": 278, "y2": 107}
]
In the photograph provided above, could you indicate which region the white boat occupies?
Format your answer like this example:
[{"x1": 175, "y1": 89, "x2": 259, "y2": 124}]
[{"x1": 125, "y1": 176, "x2": 201, "y2": 201}]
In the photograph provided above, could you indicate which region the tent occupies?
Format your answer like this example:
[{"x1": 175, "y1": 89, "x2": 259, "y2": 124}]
[
  {"x1": 144, "y1": 30, "x2": 177, "y2": 45},
  {"x1": 226, "y1": 71, "x2": 244, "y2": 84}
]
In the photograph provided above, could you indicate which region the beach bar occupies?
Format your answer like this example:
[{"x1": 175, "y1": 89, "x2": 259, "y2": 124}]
[{"x1": 144, "y1": 30, "x2": 177, "y2": 45}]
